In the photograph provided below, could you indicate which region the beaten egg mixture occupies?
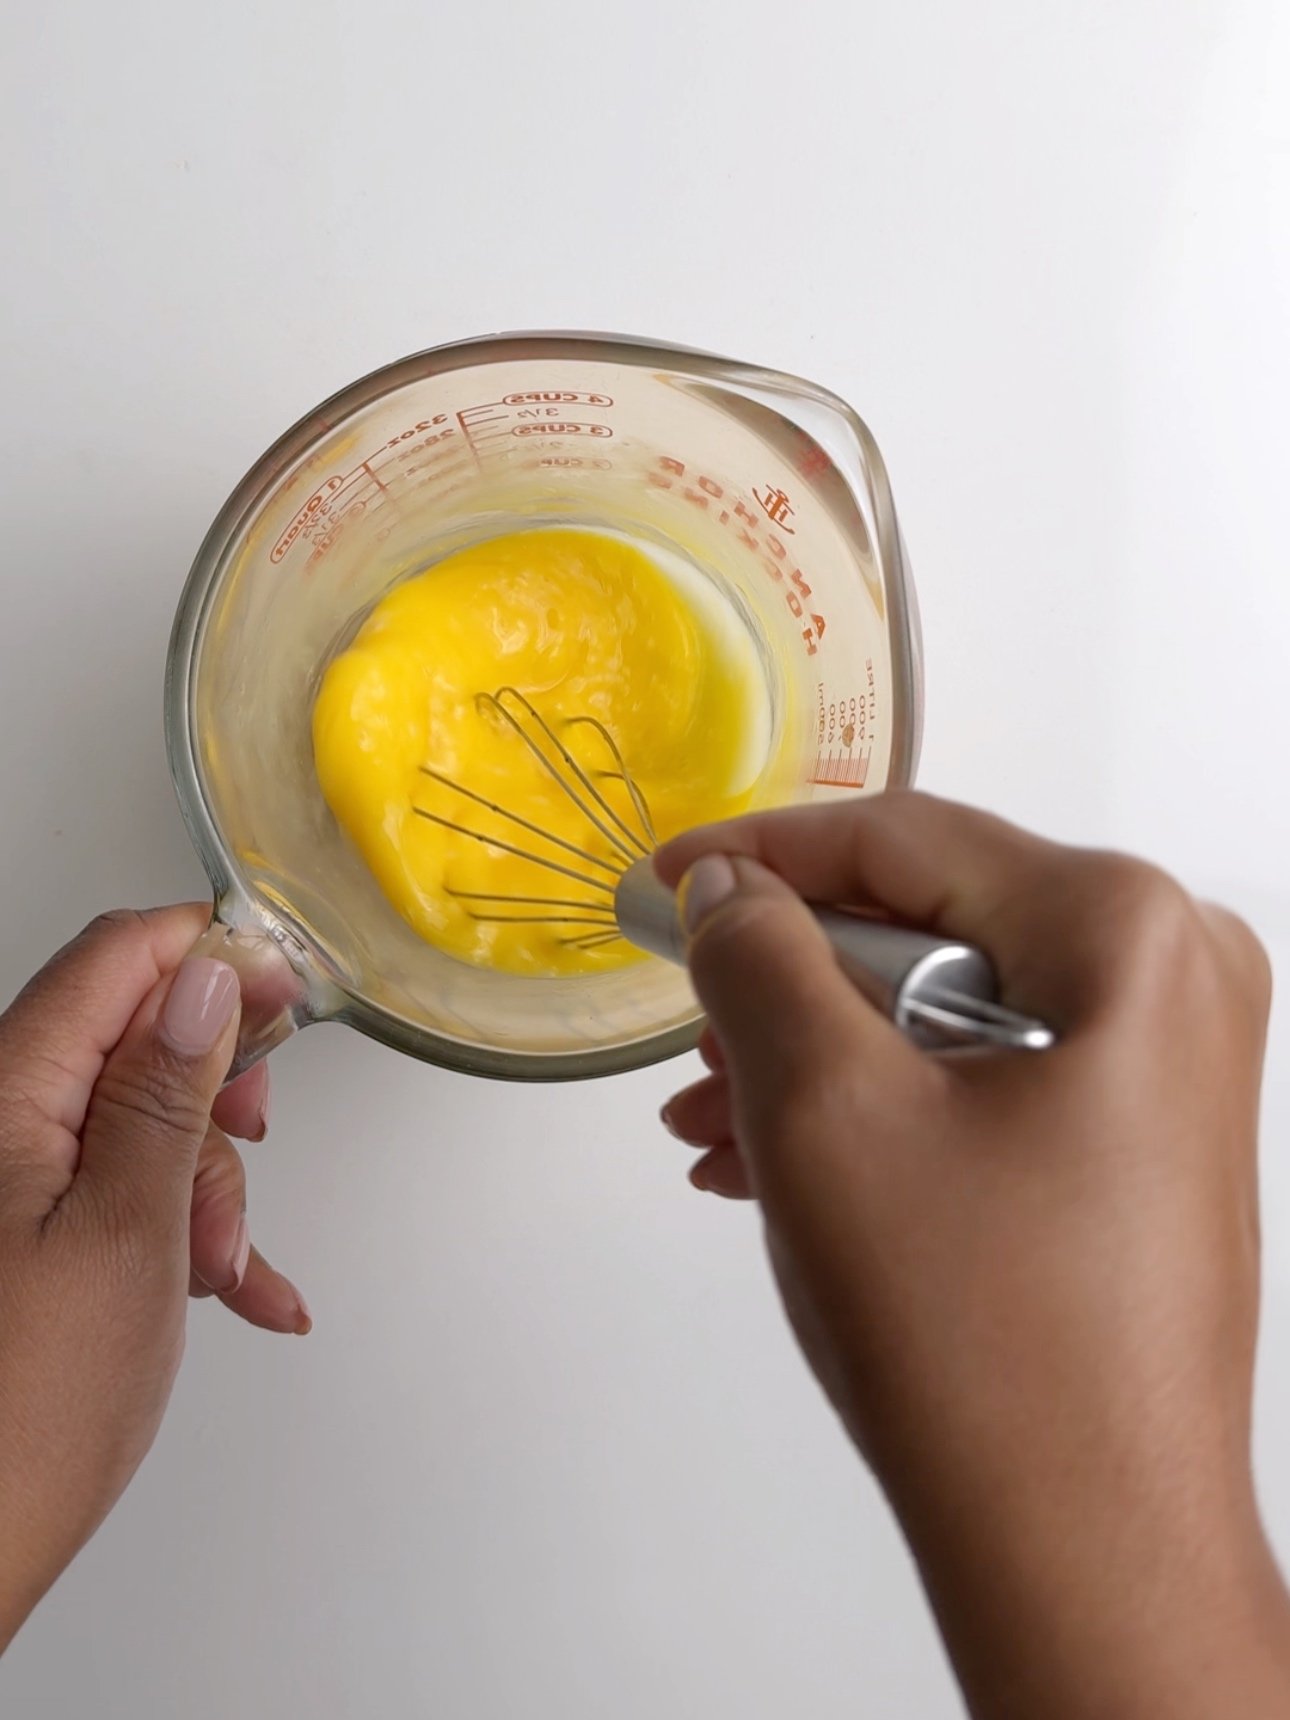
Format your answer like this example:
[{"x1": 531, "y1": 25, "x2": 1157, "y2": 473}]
[{"x1": 312, "y1": 527, "x2": 759, "y2": 975}]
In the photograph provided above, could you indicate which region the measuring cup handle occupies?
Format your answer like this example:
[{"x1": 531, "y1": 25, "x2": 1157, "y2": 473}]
[{"x1": 191, "y1": 904, "x2": 322, "y2": 1083}]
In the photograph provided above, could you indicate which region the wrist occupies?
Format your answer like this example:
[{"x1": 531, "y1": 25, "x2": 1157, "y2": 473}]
[
  {"x1": 0, "y1": 1573, "x2": 32, "y2": 1656},
  {"x1": 896, "y1": 1459, "x2": 1290, "y2": 1720},
  {"x1": 0, "y1": 1468, "x2": 55, "y2": 1655}
]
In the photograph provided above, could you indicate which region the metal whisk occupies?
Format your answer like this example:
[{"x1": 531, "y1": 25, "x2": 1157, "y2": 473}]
[
  {"x1": 411, "y1": 686, "x2": 654, "y2": 953},
  {"x1": 413, "y1": 687, "x2": 1057, "y2": 1053}
]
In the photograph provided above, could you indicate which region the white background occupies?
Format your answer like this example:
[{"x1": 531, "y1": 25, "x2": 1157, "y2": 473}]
[{"x1": 2, "y1": 3, "x2": 1288, "y2": 1715}]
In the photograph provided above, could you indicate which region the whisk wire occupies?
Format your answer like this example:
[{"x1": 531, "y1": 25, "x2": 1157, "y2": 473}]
[
  {"x1": 560, "y1": 929, "x2": 628, "y2": 951},
  {"x1": 562, "y1": 715, "x2": 658, "y2": 847},
  {"x1": 414, "y1": 689, "x2": 661, "y2": 952},
  {"x1": 417, "y1": 768, "x2": 620, "y2": 879},
  {"x1": 464, "y1": 913, "x2": 618, "y2": 927},
  {"x1": 411, "y1": 807, "x2": 616, "y2": 897},
  {"x1": 483, "y1": 688, "x2": 651, "y2": 863},
  {"x1": 448, "y1": 891, "x2": 617, "y2": 911}
]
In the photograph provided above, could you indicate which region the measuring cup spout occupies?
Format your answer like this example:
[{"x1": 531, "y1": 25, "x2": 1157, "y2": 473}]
[{"x1": 189, "y1": 897, "x2": 337, "y2": 1082}]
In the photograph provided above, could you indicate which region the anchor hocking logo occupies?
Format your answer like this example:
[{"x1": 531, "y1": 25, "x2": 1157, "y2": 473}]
[{"x1": 753, "y1": 484, "x2": 796, "y2": 534}]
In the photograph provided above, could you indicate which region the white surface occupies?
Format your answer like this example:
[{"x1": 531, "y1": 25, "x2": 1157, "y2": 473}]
[{"x1": 2, "y1": 3, "x2": 1289, "y2": 1715}]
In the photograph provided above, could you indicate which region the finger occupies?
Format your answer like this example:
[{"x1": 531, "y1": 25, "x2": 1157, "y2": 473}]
[
  {"x1": 657, "y1": 792, "x2": 1058, "y2": 948},
  {"x1": 74, "y1": 956, "x2": 240, "y2": 1220},
  {"x1": 211, "y1": 1061, "x2": 270, "y2": 1143},
  {"x1": 0, "y1": 906, "x2": 212, "y2": 1141},
  {"x1": 656, "y1": 792, "x2": 1115, "y2": 1025},
  {"x1": 189, "y1": 1123, "x2": 251, "y2": 1295},
  {"x1": 662, "y1": 1072, "x2": 735, "y2": 1147},
  {"x1": 697, "y1": 1025, "x2": 725, "y2": 1074},
  {"x1": 679, "y1": 853, "x2": 922, "y2": 1138},
  {"x1": 215, "y1": 1244, "x2": 311, "y2": 1336},
  {"x1": 1199, "y1": 903, "x2": 1274, "y2": 1028},
  {"x1": 690, "y1": 1147, "x2": 754, "y2": 1200}
]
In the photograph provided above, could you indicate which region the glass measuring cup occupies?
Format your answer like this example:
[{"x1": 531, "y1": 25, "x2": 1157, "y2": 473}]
[{"x1": 167, "y1": 332, "x2": 923, "y2": 1081}]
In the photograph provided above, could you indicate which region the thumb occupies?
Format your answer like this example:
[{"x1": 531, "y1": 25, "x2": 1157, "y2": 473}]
[
  {"x1": 680, "y1": 855, "x2": 914, "y2": 1139},
  {"x1": 77, "y1": 957, "x2": 241, "y2": 1216}
]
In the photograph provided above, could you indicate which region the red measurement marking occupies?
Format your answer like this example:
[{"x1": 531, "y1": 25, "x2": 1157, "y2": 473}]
[
  {"x1": 503, "y1": 391, "x2": 613, "y2": 407},
  {"x1": 811, "y1": 750, "x2": 871, "y2": 789},
  {"x1": 378, "y1": 416, "x2": 450, "y2": 453},
  {"x1": 512, "y1": 421, "x2": 612, "y2": 438},
  {"x1": 457, "y1": 406, "x2": 491, "y2": 472},
  {"x1": 377, "y1": 428, "x2": 459, "y2": 476},
  {"x1": 272, "y1": 475, "x2": 345, "y2": 563},
  {"x1": 278, "y1": 450, "x2": 406, "y2": 570},
  {"x1": 400, "y1": 447, "x2": 474, "y2": 484}
]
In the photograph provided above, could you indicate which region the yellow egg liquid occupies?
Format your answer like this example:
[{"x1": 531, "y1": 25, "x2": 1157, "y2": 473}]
[{"x1": 312, "y1": 527, "x2": 763, "y2": 975}]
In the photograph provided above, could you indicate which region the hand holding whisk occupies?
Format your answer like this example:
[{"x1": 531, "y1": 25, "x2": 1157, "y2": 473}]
[{"x1": 414, "y1": 688, "x2": 1054, "y2": 1052}]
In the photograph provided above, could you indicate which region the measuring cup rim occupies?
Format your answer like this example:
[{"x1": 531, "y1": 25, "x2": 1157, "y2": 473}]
[{"x1": 165, "y1": 329, "x2": 920, "y2": 1079}]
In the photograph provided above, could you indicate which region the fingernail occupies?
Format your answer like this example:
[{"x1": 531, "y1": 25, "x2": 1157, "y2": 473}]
[
  {"x1": 689, "y1": 1163, "x2": 714, "y2": 1193},
  {"x1": 680, "y1": 855, "x2": 737, "y2": 934},
  {"x1": 193, "y1": 1213, "x2": 251, "y2": 1295},
  {"x1": 660, "y1": 1103, "x2": 680, "y2": 1139},
  {"x1": 254, "y1": 1081, "x2": 271, "y2": 1142},
  {"x1": 160, "y1": 957, "x2": 239, "y2": 1056},
  {"x1": 230, "y1": 1216, "x2": 251, "y2": 1290},
  {"x1": 290, "y1": 1285, "x2": 312, "y2": 1337}
]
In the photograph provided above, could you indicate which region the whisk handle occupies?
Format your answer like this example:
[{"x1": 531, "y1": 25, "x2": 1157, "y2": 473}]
[{"x1": 614, "y1": 860, "x2": 1054, "y2": 1054}]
